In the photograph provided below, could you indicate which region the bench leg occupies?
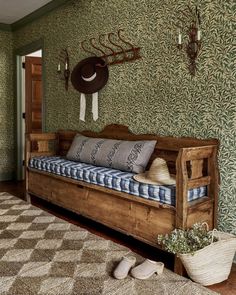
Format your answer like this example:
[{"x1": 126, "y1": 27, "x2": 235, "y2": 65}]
[
  {"x1": 174, "y1": 255, "x2": 186, "y2": 276},
  {"x1": 25, "y1": 192, "x2": 31, "y2": 204}
]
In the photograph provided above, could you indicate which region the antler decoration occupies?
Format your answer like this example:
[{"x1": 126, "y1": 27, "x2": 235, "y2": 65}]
[
  {"x1": 57, "y1": 49, "x2": 70, "y2": 91},
  {"x1": 177, "y1": 5, "x2": 202, "y2": 76},
  {"x1": 81, "y1": 29, "x2": 141, "y2": 66}
]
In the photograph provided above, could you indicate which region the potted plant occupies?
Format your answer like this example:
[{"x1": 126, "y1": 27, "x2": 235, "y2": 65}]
[{"x1": 157, "y1": 223, "x2": 236, "y2": 286}]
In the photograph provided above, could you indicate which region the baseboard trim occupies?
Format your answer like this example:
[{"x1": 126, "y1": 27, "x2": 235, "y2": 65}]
[
  {"x1": 0, "y1": 172, "x2": 14, "y2": 181},
  {"x1": 0, "y1": 23, "x2": 12, "y2": 31}
]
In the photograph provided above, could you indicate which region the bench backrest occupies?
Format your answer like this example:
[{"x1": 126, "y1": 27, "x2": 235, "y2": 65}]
[{"x1": 57, "y1": 124, "x2": 219, "y2": 174}]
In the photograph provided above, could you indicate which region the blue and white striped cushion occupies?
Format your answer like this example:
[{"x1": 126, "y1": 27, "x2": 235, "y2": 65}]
[{"x1": 29, "y1": 156, "x2": 207, "y2": 206}]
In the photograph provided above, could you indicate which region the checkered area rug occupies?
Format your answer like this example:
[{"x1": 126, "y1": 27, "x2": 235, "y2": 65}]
[{"x1": 0, "y1": 192, "x2": 218, "y2": 295}]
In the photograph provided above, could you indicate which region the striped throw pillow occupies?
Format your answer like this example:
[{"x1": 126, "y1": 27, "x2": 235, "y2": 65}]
[{"x1": 66, "y1": 134, "x2": 156, "y2": 173}]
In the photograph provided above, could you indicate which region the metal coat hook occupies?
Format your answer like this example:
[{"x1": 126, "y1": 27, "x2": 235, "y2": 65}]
[
  {"x1": 98, "y1": 33, "x2": 116, "y2": 66},
  {"x1": 99, "y1": 34, "x2": 115, "y2": 56},
  {"x1": 90, "y1": 38, "x2": 109, "y2": 67},
  {"x1": 108, "y1": 32, "x2": 127, "y2": 63},
  {"x1": 118, "y1": 29, "x2": 136, "y2": 58},
  {"x1": 81, "y1": 40, "x2": 97, "y2": 56},
  {"x1": 80, "y1": 29, "x2": 142, "y2": 66}
]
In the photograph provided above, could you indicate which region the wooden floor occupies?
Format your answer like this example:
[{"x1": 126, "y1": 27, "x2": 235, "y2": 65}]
[{"x1": 0, "y1": 181, "x2": 235, "y2": 295}]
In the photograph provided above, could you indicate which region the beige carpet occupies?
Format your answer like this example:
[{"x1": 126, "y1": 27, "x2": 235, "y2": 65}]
[{"x1": 0, "y1": 192, "x2": 219, "y2": 295}]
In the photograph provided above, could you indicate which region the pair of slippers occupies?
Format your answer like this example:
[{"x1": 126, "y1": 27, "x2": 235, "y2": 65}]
[{"x1": 113, "y1": 256, "x2": 164, "y2": 280}]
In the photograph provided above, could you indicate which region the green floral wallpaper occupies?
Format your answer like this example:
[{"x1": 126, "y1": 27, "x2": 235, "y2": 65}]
[
  {"x1": 11, "y1": 0, "x2": 236, "y2": 234},
  {"x1": 0, "y1": 30, "x2": 14, "y2": 180}
]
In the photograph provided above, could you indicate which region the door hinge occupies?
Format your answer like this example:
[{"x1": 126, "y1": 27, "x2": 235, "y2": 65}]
[
  {"x1": 22, "y1": 112, "x2": 26, "y2": 119},
  {"x1": 22, "y1": 160, "x2": 25, "y2": 166},
  {"x1": 22, "y1": 62, "x2": 25, "y2": 69}
]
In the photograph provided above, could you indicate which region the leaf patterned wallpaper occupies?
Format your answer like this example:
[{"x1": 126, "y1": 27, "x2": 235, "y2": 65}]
[
  {"x1": 0, "y1": 30, "x2": 14, "y2": 180},
  {"x1": 11, "y1": 0, "x2": 236, "y2": 233}
]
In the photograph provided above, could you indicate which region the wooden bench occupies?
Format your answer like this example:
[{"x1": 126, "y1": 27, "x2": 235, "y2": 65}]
[{"x1": 26, "y1": 124, "x2": 219, "y2": 274}]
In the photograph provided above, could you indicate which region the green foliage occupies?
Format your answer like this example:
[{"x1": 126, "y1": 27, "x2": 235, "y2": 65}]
[{"x1": 157, "y1": 223, "x2": 218, "y2": 255}]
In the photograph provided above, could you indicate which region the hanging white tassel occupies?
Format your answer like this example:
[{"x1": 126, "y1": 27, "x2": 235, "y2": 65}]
[
  {"x1": 80, "y1": 93, "x2": 86, "y2": 122},
  {"x1": 92, "y1": 92, "x2": 98, "y2": 121}
]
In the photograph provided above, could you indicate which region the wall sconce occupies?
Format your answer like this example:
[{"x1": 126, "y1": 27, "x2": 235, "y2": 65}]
[
  {"x1": 177, "y1": 6, "x2": 201, "y2": 76},
  {"x1": 57, "y1": 49, "x2": 70, "y2": 91}
]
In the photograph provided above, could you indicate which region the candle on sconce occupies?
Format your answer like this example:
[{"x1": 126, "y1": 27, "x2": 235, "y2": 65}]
[
  {"x1": 57, "y1": 48, "x2": 70, "y2": 91},
  {"x1": 197, "y1": 30, "x2": 201, "y2": 41},
  {"x1": 178, "y1": 30, "x2": 182, "y2": 45}
]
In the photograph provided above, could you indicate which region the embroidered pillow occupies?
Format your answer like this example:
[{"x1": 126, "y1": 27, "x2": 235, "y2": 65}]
[{"x1": 66, "y1": 134, "x2": 156, "y2": 173}]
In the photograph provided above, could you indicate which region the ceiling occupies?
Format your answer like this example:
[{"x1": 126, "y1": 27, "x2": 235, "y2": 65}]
[{"x1": 0, "y1": 0, "x2": 52, "y2": 24}]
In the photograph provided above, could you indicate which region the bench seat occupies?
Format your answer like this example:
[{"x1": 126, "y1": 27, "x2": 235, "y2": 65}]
[{"x1": 29, "y1": 156, "x2": 207, "y2": 206}]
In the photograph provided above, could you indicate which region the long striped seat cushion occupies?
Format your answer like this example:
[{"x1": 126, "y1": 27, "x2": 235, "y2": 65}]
[{"x1": 29, "y1": 156, "x2": 207, "y2": 206}]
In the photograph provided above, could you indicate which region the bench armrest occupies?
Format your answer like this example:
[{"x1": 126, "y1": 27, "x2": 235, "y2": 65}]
[
  {"x1": 175, "y1": 145, "x2": 219, "y2": 229},
  {"x1": 25, "y1": 133, "x2": 58, "y2": 166}
]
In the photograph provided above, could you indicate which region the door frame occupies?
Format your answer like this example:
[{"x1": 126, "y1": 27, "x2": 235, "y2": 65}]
[{"x1": 14, "y1": 38, "x2": 45, "y2": 180}]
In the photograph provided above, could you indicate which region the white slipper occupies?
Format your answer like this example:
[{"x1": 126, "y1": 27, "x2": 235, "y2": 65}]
[
  {"x1": 113, "y1": 256, "x2": 136, "y2": 279},
  {"x1": 131, "y1": 259, "x2": 164, "y2": 280}
]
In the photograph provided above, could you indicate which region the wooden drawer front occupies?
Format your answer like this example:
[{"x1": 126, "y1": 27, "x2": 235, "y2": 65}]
[
  {"x1": 29, "y1": 172, "x2": 52, "y2": 200},
  {"x1": 28, "y1": 172, "x2": 86, "y2": 211},
  {"x1": 77, "y1": 188, "x2": 135, "y2": 231},
  {"x1": 79, "y1": 189, "x2": 175, "y2": 245},
  {"x1": 133, "y1": 203, "x2": 175, "y2": 243},
  {"x1": 51, "y1": 181, "x2": 86, "y2": 212},
  {"x1": 29, "y1": 171, "x2": 175, "y2": 245}
]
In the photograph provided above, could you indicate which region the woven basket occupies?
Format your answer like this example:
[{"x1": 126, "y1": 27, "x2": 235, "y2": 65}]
[{"x1": 179, "y1": 229, "x2": 236, "y2": 286}]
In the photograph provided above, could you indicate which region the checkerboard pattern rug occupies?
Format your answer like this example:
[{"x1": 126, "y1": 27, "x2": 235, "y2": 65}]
[{"x1": 0, "y1": 192, "x2": 218, "y2": 295}]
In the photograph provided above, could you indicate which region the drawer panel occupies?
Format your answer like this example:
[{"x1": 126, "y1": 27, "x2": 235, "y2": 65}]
[
  {"x1": 28, "y1": 172, "x2": 52, "y2": 200},
  {"x1": 28, "y1": 171, "x2": 175, "y2": 246},
  {"x1": 79, "y1": 189, "x2": 174, "y2": 244},
  {"x1": 51, "y1": 181, "x2": 86, "y2": 211},
  {"x1": 81, "y1": 189, "x2": 135, "y2": 232},
  {"x1": 28, "y1": 171, "x2": 86, "y2": 211}
]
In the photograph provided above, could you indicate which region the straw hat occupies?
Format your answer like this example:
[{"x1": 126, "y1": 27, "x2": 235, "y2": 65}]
[{"x1": 133, "y1": 158, "x2": 175, "y2": 185}]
